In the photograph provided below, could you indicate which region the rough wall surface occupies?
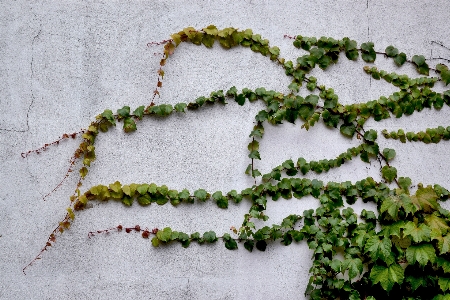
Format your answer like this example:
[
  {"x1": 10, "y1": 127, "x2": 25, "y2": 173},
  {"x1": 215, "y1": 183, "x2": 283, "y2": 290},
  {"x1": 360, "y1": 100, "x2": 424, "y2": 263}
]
[{"x1": 1, "y1": 0, "x2": 450, "y2": 299}]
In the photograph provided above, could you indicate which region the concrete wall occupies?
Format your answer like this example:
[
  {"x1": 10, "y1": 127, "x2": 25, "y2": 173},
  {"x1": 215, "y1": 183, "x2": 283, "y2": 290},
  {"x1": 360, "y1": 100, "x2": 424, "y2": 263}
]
[{"x1": 1, "y1": 0, "x2": 450, "y2": 299}]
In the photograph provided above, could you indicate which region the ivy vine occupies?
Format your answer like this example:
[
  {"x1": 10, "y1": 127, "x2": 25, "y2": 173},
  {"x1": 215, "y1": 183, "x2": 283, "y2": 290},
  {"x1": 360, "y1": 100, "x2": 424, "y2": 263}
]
[{"x1": 22, "y1": 25, "x2": 450, "y2": 300}]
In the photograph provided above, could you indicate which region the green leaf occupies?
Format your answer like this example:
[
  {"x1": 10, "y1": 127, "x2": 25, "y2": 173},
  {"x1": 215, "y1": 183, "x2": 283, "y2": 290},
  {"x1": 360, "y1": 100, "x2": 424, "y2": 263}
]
[
  {"x1": 235, "y1": 94, "x2": 246, "y2": 106},
  {"x1": 101, "y1": 109, "x2": 116, "y2": 126},
  {"x1": 343, "y1": 38, "x2": 358, "y2": 60},
  {"x1": 212, "y1": 191, "x2": 228, "y2": 209},
  {"x1": 340, "y1": 123, "x2": 356, "y2": 138},
  {"x1": 194, "y1": 189, "x2": 209, "y2": 202},
  {"x1": 247, "y1": 140, "x2": 259, "y2": 151},
  {"x1": 310, "y1": 47, "x2": 325, "y2": 60},
  {"x1": 203, "y1": 231, "x2": 218, "y2": 243},
  {"x1": 248, "y1": 150, "x2": 261, "y2": 160},
  {"x1": 435, "y1": 235, "x2": 450, "y2": 254},
  {"x1": 122, "y1": 196, "x2": 133, "y2": 206},
  {"x1": 151, "y1": 237, "x2": 159, "y2": 247},
  {"x1": 117, "y1": 106, "x2": 130, "y2": 118},
  {"x1": 90, "y1": 185, "x2": 110, "y2": 200},
  {"x1": 252, "y1": 169, "x2": 261, "y2": 178},
  {"x1": 226, "y1": 86, "x2": 238, "y2": 97},
  {"x1": 157, "y1": 185, "x2": 168, "y2": 196},
  {"x1": 288, "y1": 82, "x2": 300, "y2": 93},
  {"x1": 244, "y1": 240, "x2": 254, "y2": 252},
  {"x1": 203, "y1": 24, "x2": 218, "y2": 35},
  {"x1": 370, "y1": 264, "x2": 404, "y2": 292},
  {"x1": 196, "y1": 96, "x2": 206, "y2": 106},
  {"x1": 425, "y1": 214, "x2": 450, "y2": 237},
  {"x1": 123, "y1": 117, "x2": 137, "y2": 133},
  {"x1": 361, "y1": 42, "x2": 376, "y2": 63},
  {"x1": 122, "y1": 184, "x2": 137, "y2": 197},
  {"x1": 269, "y1": 46, "x2": 280, "y2": 57},
  {"x1": 380, "y1": 194, "x2": 417, "y2": 220},
  {"x1": 381, "y1": 166, "x2": 397, "y2": 183},
  {"x1": 382, "y1": 148, "x2": 396, "y2": 161},
  {"x1": 255, "y1": 110, "x2": 268, "y2": 122},
  {"x1": 109, "y1": 181, "x2": 123, "y2": 199},
  {"x1": 156, "y1": 227, "x2": 173, "y2": 242},
  {"x1": 298, "y1": 104, "x2": 314, "y2": 120},
  {"x1": 394, "y1": 52, "x2": 407, "y2": 66},
  {"x1": 411, "y1": 185, "x2": 439, "y2": 213},
  {"x1": 385, "y1": 45, "x2": 399, "y2": 57},
  {"x1": 255, "y1": 240, "x2": 267, "y2": 251},
  {"x1": 406, "y1": 244, "x2": 436, "y2": 267},
  {"x1": 439, "y1": 277, "x2": 450, "y2": 292},
  {"x1": 201, "y1": 34, "x2": 215, "y2": 48},
  {"x1": 223, "y1": 233, "x2": 238, "y2": 250},
  {"x1": 364, "y1": 235, "x2": 393, "y2": 262},
  {"x1": 136, "y1": 184, "x2": 149, "y2": 195},
  {"x1": 343, "y1": 258, "x2": 363, "y2": 280},
  {"x1": 330, "y1": 259, "x2": 342, "y2": 273},
  {"x1": 174, "y1": 103, "x2": 187, "y2": 112},
  {"x1": 363, "y1": 143, "x2": 379, "y2": 156},
  {"x1": 403, "y1": 222, "x2": 431, "y2": 243},
  {"x1": 170, "y1": 33, "x2": 181, "y2": 46},
  {"x1": 170, "y1": 231, "x2": 179, "y2": 241},
  {"x1": 437, "y1": 64, "x2": 450, "y2": 86},
  {"x1": 133, "y1": 106, "x2": 145, "y2": 120},
  {"x1": 168, "y1": 189, "x2": 180, "y2": 206},
  {"x1": 361, "y1": 209, "x2": 377, "y2": 221},
  {"x1": 398, "y1": 177, "x2": 412, "y2": 192},
  {"x1": 79, "y1": 166, "x2": 88, "y2": 178},
  {"x1": 151, "y1": 104, "x2": 173, "y2": 116},
  {"x1": 178, "y1": 189, "x2": 191, "y2": 203},
  {"x1": 412, "y1": 55, "x2": 429, "y2": 75},
  {"x1": 137, "y1": 193, "x2": 151, "y2": 206},
  {"x1": 297, "y1": 157, "x2": 310, "y2": 175},
  {"x1": 364, "y1": 129, "x2": 378, "y2": 142},
  {"x1": 406, "y1": 275, "x2": 429, "y2": 291},
  {"x1": 305, "y1": 94, "x2": 319, "y2": 105},
  {"x1": 437, "y1": 257, "x2": 450, "y2": 273},
  {"x1": 412, "y1": 54, "x2": 426, "y2": 66}
]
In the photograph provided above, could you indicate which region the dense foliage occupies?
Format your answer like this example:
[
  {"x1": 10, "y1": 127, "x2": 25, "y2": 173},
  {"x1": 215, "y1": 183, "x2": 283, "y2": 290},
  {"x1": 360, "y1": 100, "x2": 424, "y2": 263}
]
[{"x1": 23, "y1": 25, "x2": 450, "y2": 299}]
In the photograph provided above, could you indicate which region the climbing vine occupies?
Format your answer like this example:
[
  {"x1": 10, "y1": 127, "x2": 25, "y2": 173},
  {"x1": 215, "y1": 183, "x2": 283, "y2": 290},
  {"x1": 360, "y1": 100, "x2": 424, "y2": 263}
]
[{"x1": 22, "y1": 25, "x2": 450, "y2": 299}]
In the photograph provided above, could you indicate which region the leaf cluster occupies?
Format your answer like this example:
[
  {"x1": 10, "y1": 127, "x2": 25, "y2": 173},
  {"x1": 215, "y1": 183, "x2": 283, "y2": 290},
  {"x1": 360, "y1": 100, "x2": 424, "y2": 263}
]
[
  {"x1": 382, "y1": 126, "x2": 450, "y2": 144},
  {"x1": 26, "y1": 26, "x2": 450, "y2": 300}
]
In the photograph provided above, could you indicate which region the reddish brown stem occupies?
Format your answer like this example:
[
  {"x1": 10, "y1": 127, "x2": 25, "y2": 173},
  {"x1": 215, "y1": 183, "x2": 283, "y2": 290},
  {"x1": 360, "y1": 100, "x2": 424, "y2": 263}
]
[
  {"x1": 23, "y1": 212, "x2": 72, "y2": 274},
  {"x1": 21, "y1": 130, "x2": 86, "y2": 158}
]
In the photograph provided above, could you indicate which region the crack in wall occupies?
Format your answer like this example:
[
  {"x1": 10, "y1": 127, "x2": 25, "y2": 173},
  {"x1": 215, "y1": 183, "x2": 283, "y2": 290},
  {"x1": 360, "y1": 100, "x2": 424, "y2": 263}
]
[
  {"x1": 27, "y1": 28, "x2": 42, "y2": 131},
  {"x1": 430, "y1": 41, "x2": 450, "y2": 63},
  {"x1": 25, "y1": 25, "x2": 44, "y2": 195},
  {"x1": 0, "y1": 23, "x2": 41, "y2": 133},
  {"x1": 366, "y1": 0, "x2": 370, "y2": 39},
  {"x1": 366, "y1": 0, "x2": 371, "y2": 89}
]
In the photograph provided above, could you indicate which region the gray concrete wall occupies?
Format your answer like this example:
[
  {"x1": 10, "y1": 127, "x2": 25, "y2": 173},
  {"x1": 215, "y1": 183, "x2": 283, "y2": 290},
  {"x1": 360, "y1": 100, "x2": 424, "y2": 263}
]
[{"x1": 1, "y1": 0, "x2": 450, "y2": 299}]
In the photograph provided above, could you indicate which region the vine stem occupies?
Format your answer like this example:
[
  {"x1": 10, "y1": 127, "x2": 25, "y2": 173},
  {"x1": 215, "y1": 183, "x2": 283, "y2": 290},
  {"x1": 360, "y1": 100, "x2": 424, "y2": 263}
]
[
  {"x1": 431, "y1": 41, "x2": 450, "y2": 52},
  {"x1": 355, "y1": 128, "x2": 400, "y2": 188},
  {"x1": 251, "y1": 136, "x2": 256, "y2": 185},
  {"x1": 21, "y1": 129, "x2": 88, "y2": 201},
  {"x1": 42, "y1": 156, "x2": 78, "y2": 200},
  {"x1": 23, "y1": 212, "x2": 72, "y2": 274},
  {"x1": 429, "y1": 57, "x2": 450, "y2": 63},
  {"x1": 88, "y1": 224, "x2": 248, "y2": 242},
  {"x1": 21, "y1": 129, "x2": 86, "y2": 158}
]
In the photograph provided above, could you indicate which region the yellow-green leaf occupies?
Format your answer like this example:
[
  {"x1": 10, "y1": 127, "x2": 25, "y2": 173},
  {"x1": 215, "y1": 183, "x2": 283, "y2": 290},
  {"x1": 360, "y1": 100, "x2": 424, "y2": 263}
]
[
  {"x1": 435, "y1": 235, "x2": 450, "y2": 254},
  {"x1": 403, "y1": 222, "x2": 431, "y2": 243},
  {"x1": 412, "y1": 185, "x2": 439, "y2": 213},
  {"x1": 426, "y1": 213, "x2": 450, "y2": 237},
  {"x1": 406, "y1": 244, "x2": 436, "y2": 266},
  {"x1": 370, "y1": 264, "x2": 404, "y2": 292}
]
